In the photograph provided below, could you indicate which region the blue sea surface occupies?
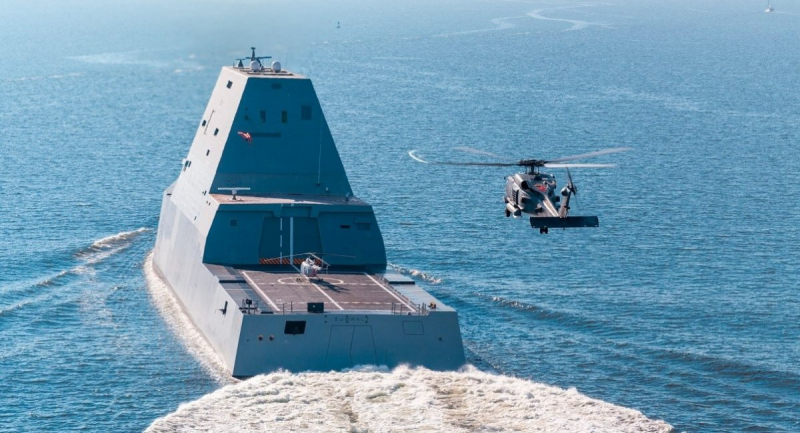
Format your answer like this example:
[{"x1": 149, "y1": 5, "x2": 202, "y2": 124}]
[{"x1": 1, "y1": 0, "x2": 799, "y2": 431}]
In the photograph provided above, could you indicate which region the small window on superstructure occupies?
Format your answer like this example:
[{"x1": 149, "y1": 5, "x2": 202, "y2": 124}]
[
  {"x1": 301, "y1": 105, "x2": 312, "y2": 121},
  {"x1": 206, "y1": 149, "x2": 210, "y2": 156},
  {"x1": 260, "y1": 110, "x2": 266, "y2": 123},
  {"x1": 214, "y1": 128, "x2": 219, "y2": 136},
  {"x1": 281, "y1": 110, "x2": 288, "y2": 124},
  {"x1": 201, "y1": 120, "x2": 207, "y2": 127},
  {"x1": 226, "y1": 80, "x2": 233, "y2": 89}
]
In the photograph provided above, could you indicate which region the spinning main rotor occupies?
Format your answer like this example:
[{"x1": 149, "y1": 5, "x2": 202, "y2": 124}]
[{"x1": 408, "y1": 146, "x2": 631, "y2": 173}]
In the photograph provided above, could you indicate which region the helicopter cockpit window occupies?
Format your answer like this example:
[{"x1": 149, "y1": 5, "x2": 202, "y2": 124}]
[{"x1": 520, "y1": 181, "x2": 529, "y2": 190}]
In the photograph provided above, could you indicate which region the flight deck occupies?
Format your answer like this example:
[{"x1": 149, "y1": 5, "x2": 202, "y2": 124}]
[
  {"x1": 153, "y1": 51, "x2": 464, "y2": 376},
  {"x1": 206, "y1": 264, "x2": 423, "y2": 316}
]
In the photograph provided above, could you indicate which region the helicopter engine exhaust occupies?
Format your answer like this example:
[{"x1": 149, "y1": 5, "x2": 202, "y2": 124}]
[{"x1": 506, "y1": 203, "x2": 521, "y2": 218}]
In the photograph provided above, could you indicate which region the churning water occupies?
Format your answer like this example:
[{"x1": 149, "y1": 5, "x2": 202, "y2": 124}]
[{"x1": 1, "y1": 0, "x2": 799, "y2": 431}]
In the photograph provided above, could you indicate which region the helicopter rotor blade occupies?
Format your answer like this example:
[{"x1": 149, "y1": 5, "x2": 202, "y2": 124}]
[
  {"x1": 408, "y1": 150, "x2": 429, "y2": 163},
  {"x1": 544, "y1": 163, "x2": 616, "y2": 168},
  {"x1": 546, "y1": 147, "x2": 632, "y2": 164},
  {"x1": 566, "y1": 168, "x2": 575, "y2": 193},
  {"x1": 452, "y1": 147, "x2": 509, "y2": 160},
  {"x1": 435, "y1": 162, "x2": 518, "y2": 167},
  {"x1": 567, "y1": 167, "x2": 579, "y2": 201},
  {"x1": 408, "y1": 150, "x2": 516, "y2": 166}
]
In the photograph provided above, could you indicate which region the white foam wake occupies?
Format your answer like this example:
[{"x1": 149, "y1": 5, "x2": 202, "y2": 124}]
[
  {"x1": 142, "y1": 252, "x2": 236, "y2": 385},
  {"x1": 89, "y1": 227, "x2": 150, "y2": 250},
  {"x1": 146, "y1": 365, "x2": 672, "y2": 432},
  {"x1": 1, "y1": 228, "x2": 150, "y2": 299},
  {"x1": 5, "y1": 72, "x2": 84, "y2": 82},
  {"x1": 72, "y1": 227, "x2": 151, "y2": 269},
  {"x1": 389, "y1": 263, "x2": 443, "y2": 284},
  {"x1": 434, "y1": 16, "x2": 523, "y2": 37},
  {"x1": 527, "y1": 5, "x2": 612, "y2": 32}
]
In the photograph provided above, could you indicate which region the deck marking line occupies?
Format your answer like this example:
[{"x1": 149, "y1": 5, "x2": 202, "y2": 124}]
[
  {"x1": 289, "y1": 217, "x2": 294, "y2": 263},
  {"x1": 241, "y1": 271, "x2": 280, "y2": 312},
  {"x1": 365, "y1": 273, "x2": 414, "y2": 311},
  {"x1": 291, "y1": 265, "x2": 344, "y2": 310}
]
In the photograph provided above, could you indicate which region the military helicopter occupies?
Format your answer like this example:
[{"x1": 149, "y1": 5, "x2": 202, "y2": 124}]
[
  {"x1": 258, "y1": 252, "x2": 354, "y2": 280},
  {"x1": 299, "y1": 254, "x2": 329, "y2": 280},
  {"x1": 408, "y1": 147, "x2": 630, "y2": 234}
]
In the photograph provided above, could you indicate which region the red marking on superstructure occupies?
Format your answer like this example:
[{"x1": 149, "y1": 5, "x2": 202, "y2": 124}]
[{"x1": 237, "y1": 131, "x2": 252, "y2": 144}]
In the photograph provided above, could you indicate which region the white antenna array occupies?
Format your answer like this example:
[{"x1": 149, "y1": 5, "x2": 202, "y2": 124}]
[{"x1": 218, "y1": 187, "x2": 251, "y2": 201}]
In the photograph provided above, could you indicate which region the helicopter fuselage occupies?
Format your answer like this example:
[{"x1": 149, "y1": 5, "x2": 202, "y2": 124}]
[
  {"x1": 504, "y1": 172, "x2": 560, "y2": 218},
  {"x1": 504, "y1": 171, "x2": 599, "y2": 232}
]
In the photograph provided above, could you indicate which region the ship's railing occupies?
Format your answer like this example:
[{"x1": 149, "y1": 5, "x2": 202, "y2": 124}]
[
  {"x1": 262, "y1": 301, "x2": 430, "y2": 315},
  {"x1": 377, "y1": 275, "x2": 421, "y2": 310},
  {"x1": 391, "y1": 302, "x2": 429, "y2": 316},
  {"x1": 239, "y1": 298, "x2": 260, "y2": 314}
]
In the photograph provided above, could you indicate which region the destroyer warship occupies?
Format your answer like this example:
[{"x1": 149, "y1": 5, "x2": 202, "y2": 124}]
[{"x1": 152, "y1": 49, "x2": 466, "y2": 377}]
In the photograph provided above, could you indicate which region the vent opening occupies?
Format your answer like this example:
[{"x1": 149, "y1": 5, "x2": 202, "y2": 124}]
[{"x1": 284, "y1": 321, "x2": 306, "y2": 335}]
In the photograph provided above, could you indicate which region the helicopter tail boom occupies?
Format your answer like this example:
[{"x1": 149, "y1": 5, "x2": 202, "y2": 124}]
[{"x1": 529, "y1": 216, "x2": 599, "y2": 229}]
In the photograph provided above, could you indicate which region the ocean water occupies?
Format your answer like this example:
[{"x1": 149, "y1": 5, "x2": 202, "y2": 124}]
[{"x1": 1, "y1": 0, "x2": 798, "y2": 431}]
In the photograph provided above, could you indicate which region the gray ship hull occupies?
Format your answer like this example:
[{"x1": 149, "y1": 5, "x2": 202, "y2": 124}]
[{"x1": 153, "y1": 60, "x2": 465, "y2": 377}]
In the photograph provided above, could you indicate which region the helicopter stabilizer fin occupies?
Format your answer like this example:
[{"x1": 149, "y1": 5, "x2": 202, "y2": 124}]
[{"x1": 529, "y1": 216, "x2": 599, "y2": 229}]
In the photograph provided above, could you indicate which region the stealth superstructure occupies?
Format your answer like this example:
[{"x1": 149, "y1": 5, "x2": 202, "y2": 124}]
[{"x1": 153, "y1": 53, "x2": 465, "y2": 377}]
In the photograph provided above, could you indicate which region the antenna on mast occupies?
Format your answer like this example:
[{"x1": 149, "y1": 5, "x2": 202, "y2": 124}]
[
  {"x1": 218, "y1": 187, "x2": 251, "y2": 201},
  {"x1": 234, "y1": 47, "x2": 272, "y2": 71}
]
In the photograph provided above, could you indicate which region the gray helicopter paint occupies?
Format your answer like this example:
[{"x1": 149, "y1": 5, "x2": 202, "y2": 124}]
[
  {"x1": 408, "y1": 147, "x2": 624, "y2": 231},
  {"x1": 153, "y1": 62, "x2": 465, "y2": 377},
  {"x1": 504, "y1": 172, "x2": 599, "y2": 230}
]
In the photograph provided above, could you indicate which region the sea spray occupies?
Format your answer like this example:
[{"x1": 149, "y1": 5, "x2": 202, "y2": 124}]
[
  {"x1": 143, "y1": 253, "x2": 237, "y2": 385},
  {"x1": 144, "y1": 254, "x2": 671, "y2": 432},
  {"x1": 1, "y1": 228, "x2": 151, "y2": 310},
  {"x1": 87, "y1": 227, "x2": 150, "y2": 250},
  {"x1": 388, "y1": 263, "x2": 443, "y2": 284},
  {"x1": 147, "y1": 365, "x2": 672, "y2": 432}
]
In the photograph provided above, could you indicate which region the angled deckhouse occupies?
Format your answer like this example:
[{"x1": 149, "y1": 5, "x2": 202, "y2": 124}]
[{"x1": 153, "y1": 51, "x2": 465, "y2": 377}]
